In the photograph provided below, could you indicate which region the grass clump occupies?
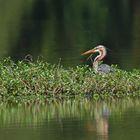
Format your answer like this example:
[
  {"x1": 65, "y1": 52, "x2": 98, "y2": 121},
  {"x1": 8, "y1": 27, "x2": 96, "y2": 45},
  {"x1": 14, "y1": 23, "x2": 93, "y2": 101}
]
[{"x1": 0, "y1": 58, "x2": 140, "y2": 103}]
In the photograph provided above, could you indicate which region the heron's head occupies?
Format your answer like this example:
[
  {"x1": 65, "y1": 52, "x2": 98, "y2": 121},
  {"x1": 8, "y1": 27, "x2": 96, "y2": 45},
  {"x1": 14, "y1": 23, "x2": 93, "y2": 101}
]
[{"x1": 81, "y1": 45, "x2": 107, "y2": 56}]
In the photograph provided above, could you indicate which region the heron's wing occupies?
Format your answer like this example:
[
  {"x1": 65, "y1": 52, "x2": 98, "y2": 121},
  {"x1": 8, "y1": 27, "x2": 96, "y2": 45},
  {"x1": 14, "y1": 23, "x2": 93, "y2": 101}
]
[{"x1": 98, "y1": 64, "x2": 114, "y2": 73}]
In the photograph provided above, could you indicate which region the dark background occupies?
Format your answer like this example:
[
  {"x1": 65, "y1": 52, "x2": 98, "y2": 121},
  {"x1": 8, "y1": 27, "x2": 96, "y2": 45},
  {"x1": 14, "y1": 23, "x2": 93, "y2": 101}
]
[{"x1": 0, "y1": 0, "x2": 140, "y2": 70}]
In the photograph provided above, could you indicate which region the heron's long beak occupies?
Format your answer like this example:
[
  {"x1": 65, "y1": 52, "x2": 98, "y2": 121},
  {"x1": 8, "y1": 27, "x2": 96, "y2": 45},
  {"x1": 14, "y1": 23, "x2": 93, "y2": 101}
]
[{"x1": 81, "y1": 48, "x2": 97, "y2": 56}]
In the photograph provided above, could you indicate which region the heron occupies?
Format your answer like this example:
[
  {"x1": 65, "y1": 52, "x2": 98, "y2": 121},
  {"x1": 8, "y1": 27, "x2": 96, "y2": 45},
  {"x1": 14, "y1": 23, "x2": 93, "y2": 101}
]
[{"x1": 81, "y1": 45, "x2": 114, "y2": 73}]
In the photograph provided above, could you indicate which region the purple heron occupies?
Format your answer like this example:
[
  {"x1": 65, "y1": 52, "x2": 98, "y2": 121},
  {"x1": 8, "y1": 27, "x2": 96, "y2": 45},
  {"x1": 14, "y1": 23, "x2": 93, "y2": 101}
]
[{"x1": 81, "y1": 45, "x2": 114, "y2": 73}]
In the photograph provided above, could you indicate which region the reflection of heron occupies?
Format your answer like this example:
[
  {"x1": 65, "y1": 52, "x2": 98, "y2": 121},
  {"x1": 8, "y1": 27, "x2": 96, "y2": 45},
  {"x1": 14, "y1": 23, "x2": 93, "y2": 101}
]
[{"x1": 81, "y1": 45, "x2": 114, "y2": 73}]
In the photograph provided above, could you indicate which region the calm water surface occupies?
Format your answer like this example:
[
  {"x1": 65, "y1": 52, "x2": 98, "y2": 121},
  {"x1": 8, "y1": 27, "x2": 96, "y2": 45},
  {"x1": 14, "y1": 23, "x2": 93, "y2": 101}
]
[
  {"x1": 1, "y1": 1, "x2": 140, "y2": 140},
  {"x1": 0, "y1": 99, "x2": 140, "y2": 140},
  {"x1": 0, "y1": 1, "x2": 140, "y2": 70}
]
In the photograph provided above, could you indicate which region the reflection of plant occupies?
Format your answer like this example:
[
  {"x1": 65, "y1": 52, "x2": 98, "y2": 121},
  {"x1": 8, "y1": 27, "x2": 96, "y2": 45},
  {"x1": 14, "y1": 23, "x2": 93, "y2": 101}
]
[
  {"x1": 0, "y1": 98, "x2": 139, "y2": 127},
  {"x1": 0, "y1": 1, "x2": 137, "y2": 69},
  {"x1": 0, "y1": 58, "x2": 140, "y2": 103}
]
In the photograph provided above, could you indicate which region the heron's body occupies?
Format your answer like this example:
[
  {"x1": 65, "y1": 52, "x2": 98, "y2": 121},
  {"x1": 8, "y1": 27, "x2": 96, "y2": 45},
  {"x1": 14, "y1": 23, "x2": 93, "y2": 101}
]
[
  {"x1": 82, "y1": 45, "x2": 114, "y2": 74},
  {"x1": 96, "y1": 64, "x2": 114, "y2": 73}
]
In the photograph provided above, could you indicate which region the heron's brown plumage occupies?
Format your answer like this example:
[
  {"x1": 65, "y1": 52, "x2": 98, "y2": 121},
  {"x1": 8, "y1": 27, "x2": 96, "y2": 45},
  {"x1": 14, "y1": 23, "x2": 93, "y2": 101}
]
[{"x1": 81, "y1": 45, "x2": 114, "y2": 73}]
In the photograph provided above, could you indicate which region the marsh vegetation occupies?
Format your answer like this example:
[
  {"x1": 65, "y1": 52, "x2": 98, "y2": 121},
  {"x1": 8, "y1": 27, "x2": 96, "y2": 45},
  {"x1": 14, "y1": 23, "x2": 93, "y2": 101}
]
[{"x1": 0, "y1": 58, "x2": 140, "y2": 103}]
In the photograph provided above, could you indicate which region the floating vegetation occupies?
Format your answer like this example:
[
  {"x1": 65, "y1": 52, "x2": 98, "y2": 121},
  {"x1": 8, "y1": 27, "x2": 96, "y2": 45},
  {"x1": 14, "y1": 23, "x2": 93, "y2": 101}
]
[{"x1": 0, "y1": 58, "x2": 140, "y2": 103}]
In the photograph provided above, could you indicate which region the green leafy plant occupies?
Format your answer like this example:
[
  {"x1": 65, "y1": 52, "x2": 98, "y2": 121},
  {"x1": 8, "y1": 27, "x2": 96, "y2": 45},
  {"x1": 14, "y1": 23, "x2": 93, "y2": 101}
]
[{"x1": 0, "y1": 58, "x2": 140, "y2": 103}]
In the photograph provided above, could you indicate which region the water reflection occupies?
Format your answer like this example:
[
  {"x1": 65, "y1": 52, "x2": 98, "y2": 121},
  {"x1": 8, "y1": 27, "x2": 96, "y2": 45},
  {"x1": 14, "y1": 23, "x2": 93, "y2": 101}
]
[
  {"x1": 0, "y1": 99, "x2": 140, "y2": 140},
  {"x1": 0, "y1": 1, "x2": 140, "y2": 69}
]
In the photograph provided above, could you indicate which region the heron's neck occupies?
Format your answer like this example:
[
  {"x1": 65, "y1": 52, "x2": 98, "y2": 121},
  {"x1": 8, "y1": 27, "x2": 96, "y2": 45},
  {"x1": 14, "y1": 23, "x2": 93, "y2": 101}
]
[
  {"x1": 95, "y1": 48, "x2": 107, "y2": 62},
  {"x1": 93, "y1": 48, "x2": 106, "y2": 72}
]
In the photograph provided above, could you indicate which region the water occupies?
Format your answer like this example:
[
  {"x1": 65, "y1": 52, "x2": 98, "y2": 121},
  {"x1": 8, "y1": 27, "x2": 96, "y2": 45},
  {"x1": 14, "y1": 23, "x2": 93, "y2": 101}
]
[
  {"x1": 0, "y1": 99, "x2": 140, "y2": 140},
  {"x1": 0, "y1": 1, "x2": 140, "y2": 70},
  {"x1": 0, "y1": 1, "x2": 140, "y2": 139}
]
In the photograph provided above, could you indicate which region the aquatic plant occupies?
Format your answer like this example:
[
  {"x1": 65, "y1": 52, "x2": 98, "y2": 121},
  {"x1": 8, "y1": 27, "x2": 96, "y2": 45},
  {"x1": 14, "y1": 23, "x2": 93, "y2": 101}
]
[{"x1": 0, "y1": 58, "x2": 140, "y2": 103}]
